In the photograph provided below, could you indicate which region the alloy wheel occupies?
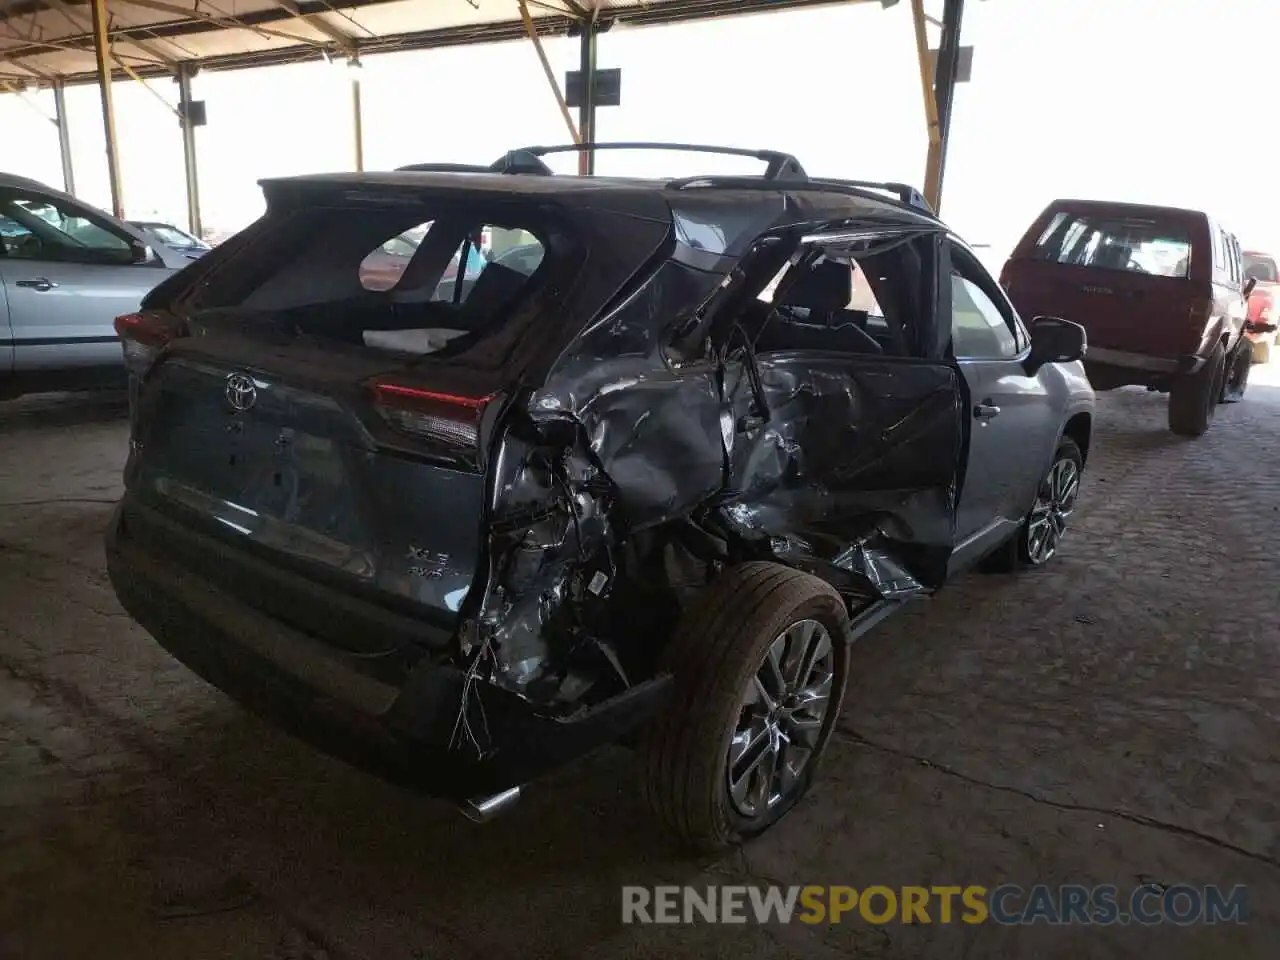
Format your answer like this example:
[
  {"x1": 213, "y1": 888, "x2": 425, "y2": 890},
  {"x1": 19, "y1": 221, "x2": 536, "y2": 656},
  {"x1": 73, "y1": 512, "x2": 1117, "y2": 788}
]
[
  {"x1": 1026, "y1": 457, "x2": 1080, "y2": 566},
  {"x1": 726, "y1": 619, "x2": 835, "y2": 818}
]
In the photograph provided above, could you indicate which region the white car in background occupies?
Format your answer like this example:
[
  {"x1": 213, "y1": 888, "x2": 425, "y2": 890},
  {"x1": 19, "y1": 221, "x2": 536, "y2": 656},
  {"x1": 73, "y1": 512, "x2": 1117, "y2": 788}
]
[
  {"x1": 128, "y1": 219, "x2": 212, "y2": 259},
  {"x1": 0, "y1": 173, "x2": 191, "y2": 399}
]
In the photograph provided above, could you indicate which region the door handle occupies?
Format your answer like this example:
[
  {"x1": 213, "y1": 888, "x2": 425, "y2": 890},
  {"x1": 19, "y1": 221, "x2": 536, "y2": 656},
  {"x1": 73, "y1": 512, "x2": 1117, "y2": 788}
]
[
  {"x1": 15, "y1": 278, "x2": 58, "y2": 292},
  {"x1": 973, "y1": 401, "x2": 1001, "y2": 421}
]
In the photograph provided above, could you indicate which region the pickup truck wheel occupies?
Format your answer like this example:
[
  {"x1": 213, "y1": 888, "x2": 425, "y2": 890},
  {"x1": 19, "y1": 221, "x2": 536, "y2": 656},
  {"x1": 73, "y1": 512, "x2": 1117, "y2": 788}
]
[
  {"x1": 1168, "y1": 342, "x2": 1225, "y2": 437},
  {"x1": 1220, "y1": 339, "x2": 1251, "y2": 403},
  {"x1": 1018, "y1": 437, "x2": 1083, "y2": 568},
  {"x1": 639, "y1": 561, "x2": 850, "y2": 852}
]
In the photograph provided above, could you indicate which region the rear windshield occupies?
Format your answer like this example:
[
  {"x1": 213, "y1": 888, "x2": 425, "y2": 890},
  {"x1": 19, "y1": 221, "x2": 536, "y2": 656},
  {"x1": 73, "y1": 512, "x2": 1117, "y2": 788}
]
[
  {"x1": 183, "y1": 201, "x2": 552, "y2": 359},
  {"x1": 1244, "y1": 253, "x2": 1278, "y2": 284},
  {"x1": 1032, "y1": 211, "x2": 1193, "y2": 279}
]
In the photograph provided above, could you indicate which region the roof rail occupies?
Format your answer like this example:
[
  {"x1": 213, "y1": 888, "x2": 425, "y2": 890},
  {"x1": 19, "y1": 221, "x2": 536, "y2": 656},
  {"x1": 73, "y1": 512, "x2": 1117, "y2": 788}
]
[
  {"x1": 809, "y1": 178, "x2": 933, "y2": 214},
  {"x1": 391, "y1": 146, "x2": 932, "y2": 215},
  {"x1": 513, "y1": 141, "x2": 808, "y2": 180},
  {"x1": 665, "y1": 175, "x2": 937, "y2": 217},
  {"x1": 396, "y1": 162, "x2": 496, "y2": 173}
]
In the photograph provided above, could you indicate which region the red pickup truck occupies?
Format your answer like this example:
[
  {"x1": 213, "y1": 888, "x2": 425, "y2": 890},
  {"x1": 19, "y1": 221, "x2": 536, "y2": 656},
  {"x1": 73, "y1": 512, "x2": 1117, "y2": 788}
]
[{"x1": 1244, "y1": 250, "x2": 1278, "y2": 363}]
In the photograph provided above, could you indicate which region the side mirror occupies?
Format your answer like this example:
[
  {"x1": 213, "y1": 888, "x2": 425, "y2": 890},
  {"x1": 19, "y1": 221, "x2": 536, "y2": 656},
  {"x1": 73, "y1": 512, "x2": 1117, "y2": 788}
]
[
  {"x1": 130, "y1": 240, "x2": 155, "y2": 265},
  {"x1": 1244, "y1": 276, "x2": 1258, "y2": 299},
  {"x1": 1028, "y1": 316, "x2": 1086, "y2": 368}
]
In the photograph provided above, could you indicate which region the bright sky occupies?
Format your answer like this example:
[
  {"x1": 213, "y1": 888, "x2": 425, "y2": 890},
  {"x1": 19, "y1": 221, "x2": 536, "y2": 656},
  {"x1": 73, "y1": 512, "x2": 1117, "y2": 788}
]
[{"x1": 2, "y1": 0, "x2": 1277, "y2": 266}]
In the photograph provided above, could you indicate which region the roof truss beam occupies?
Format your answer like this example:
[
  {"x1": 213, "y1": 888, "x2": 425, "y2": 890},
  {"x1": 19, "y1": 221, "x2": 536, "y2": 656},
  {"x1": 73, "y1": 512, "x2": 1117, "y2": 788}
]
[
  {"x1": 0, "y1": 0, "x2": 872, "y2": 84},
  {"x1": 267, "y1": 0, "x2": 360, "y2": 52}
]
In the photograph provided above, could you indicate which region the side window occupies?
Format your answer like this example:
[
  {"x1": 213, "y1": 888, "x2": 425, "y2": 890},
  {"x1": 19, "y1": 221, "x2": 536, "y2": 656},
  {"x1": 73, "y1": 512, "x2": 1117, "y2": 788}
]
[
  {"x1": 0, "y1": 193, "x2": 133, "y2": 265},
  {"x1": 950, "y1": 246, "x2": 1020, "y2": 360},
  {"x1": 430, "y1": 226, "x2": 543, "y2": 305},
  {"x1": 489, "y1": 228, "x2": 545, "y2": 277},
  {"x1": 359, "y1": 220, "x2": 433, "y2": 292},
  {"x1": 1213, "y1": 227, "x2": 1231, "y2": 283}
]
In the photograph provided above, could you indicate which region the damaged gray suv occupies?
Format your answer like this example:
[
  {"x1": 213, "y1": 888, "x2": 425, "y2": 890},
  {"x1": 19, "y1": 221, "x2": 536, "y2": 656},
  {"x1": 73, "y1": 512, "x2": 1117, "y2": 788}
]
[{"x1": 106, "y1": 143, "x2": 1094, "y2": 850}]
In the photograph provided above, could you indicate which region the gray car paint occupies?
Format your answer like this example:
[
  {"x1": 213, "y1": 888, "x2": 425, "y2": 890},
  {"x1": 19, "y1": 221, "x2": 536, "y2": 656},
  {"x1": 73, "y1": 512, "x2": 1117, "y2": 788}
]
[
  {"x1": 0, "y1": 173, "x2": 188, "y2": 377},
  {"x1": 104, "y1": 171, "x2": 1096, "y2": 806}
]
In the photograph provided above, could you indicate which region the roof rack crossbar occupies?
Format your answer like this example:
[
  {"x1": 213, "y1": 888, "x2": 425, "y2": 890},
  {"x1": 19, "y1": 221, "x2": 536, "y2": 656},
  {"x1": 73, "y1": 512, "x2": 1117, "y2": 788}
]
[
  {"x1": 391, "y1": 148, "x2": 931, "y2": 215},
  {"x1": 513, "y1": 141, "x2": 807, "y2": 180}
]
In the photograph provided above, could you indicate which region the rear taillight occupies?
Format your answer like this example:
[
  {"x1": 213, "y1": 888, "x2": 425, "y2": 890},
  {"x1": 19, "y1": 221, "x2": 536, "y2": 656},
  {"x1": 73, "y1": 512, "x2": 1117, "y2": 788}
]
[
  {"x1": 369, "y1": 378, "x2": 494, "y2": 448},
  {"x1": 114, "y1": 311, "x2": 185, "y2": 375}
]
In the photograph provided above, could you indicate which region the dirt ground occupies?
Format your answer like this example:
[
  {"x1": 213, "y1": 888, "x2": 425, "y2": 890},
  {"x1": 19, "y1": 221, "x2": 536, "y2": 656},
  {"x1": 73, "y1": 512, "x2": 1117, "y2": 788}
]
[{"x1": 2, "y1": 370, "x2": 1279, "y2": 959}]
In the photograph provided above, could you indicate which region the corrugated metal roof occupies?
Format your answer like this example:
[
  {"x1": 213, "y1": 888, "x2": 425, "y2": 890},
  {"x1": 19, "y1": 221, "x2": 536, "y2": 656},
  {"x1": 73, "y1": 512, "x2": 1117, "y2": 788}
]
[{"x1": 0, "y1": 0, "x2": 871, "y2": 87}]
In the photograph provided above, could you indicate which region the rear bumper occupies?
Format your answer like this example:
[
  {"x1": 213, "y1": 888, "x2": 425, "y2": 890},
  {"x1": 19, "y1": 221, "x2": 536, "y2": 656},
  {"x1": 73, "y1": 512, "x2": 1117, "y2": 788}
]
[
  {"x1": 1085, "y1": 347, "x2": 1204, "y2": 375},
  {"x1": 1245, "y1": 321, "x2": 1278, "y2": 344},
  {"x1": 105, "y1": 501, "x2": 672, "y2": 800}
]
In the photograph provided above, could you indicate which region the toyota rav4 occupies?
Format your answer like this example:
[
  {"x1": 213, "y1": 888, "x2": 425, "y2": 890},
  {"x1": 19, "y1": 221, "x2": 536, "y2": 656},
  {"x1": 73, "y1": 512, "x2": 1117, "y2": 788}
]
[{"x1": 106, "y1": 143, "x2": 1094, "y2": 850}]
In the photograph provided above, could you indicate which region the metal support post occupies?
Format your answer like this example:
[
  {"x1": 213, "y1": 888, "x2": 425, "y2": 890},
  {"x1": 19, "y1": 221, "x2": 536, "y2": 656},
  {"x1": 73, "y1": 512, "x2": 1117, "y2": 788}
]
[
  {"x1": 90, "y1": 0, "x2": 125, "y2": 218},
  {"x1": 177, "y1": 65, "x2": 203, "y2": 237},
  {"x1": 52, "y1": 80, "x2": 75, "y2": 195},
  {"x1": 518, "y1": 0, "x2": 579, "y2": 144},
  {"x1": 351, "y1": 73, "x2": 364, "y2": 172},
  {"x1": 909, "y1": 0, "x2": 943, "y2": 210},
  {"x1": 930, "y1": 0, "x2": 966, "y2": 206},
  {"x1": 577, "y1": 14, "x2": 599, "y2": 175}
]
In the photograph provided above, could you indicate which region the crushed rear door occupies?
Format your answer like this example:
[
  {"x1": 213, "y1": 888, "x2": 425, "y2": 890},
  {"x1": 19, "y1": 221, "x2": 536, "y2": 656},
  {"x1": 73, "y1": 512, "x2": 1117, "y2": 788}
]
[{"x1": 719, "y1": 354, "x2": 964, "y2": 595}]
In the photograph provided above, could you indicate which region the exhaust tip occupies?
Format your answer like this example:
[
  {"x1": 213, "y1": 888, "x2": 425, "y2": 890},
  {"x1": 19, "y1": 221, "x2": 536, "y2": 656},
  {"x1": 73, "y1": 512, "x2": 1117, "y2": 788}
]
[{"x1": 459, "y1": 786, "x2": 522, "y2": 823}]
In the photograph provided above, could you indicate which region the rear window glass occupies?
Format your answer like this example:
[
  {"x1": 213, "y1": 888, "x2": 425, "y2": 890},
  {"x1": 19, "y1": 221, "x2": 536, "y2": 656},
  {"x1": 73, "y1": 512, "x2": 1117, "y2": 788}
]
[
  {"x1": 357, "y1": 221, "x2": 543, "y2": 297},
  {"x1": 1033, "y1": 212, "x2": 1192, "y2": 279},
  {"x1": 186, "y1": 203, "x2": 553, "y2": 360},
  {"x1": 1244, "y1": 253, "x2": 1278, "y2": 284}
]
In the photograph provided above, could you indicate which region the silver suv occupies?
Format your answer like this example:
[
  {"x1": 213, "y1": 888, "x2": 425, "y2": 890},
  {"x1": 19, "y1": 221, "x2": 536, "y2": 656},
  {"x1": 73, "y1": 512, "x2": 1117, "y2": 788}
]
[{"x1": 1, "y1": 173, "x2": 190, "y2": 399}]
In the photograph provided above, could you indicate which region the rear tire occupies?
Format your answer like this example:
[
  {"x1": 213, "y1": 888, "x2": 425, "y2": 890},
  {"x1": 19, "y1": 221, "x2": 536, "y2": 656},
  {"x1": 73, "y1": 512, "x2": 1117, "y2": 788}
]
[
  {"x1": 639, "y1": 562, "x2": 850, "y2": 852},
  {"x1": 1168, "y1": 343, "x2": 1225, "y2": 437},
  {"x1": 1220, "y1": 338, "x2": 1251, "y2": 403}
]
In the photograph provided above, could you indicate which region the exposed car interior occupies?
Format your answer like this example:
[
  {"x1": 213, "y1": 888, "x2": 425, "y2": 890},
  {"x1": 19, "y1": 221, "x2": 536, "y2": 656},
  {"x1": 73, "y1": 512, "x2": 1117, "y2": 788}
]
[
  {"x1": 195, "y1": 208, "x2": 550, "y2": 358},
  {"x1": 744, "y1": 234, "x2": 931, "y2": 358}
]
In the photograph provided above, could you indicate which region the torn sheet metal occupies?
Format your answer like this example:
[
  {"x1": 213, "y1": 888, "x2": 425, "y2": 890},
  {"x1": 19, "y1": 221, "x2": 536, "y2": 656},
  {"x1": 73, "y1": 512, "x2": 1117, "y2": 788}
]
[
  {"x1": 716, "y1": 355, "x2": 964, "y2": 594},
  {"x1": 467, "y1": 228, "x2": 963, "y2": 710},
  {"x1": 530, "y1": 259, "x2": 729, "y2": 531}
]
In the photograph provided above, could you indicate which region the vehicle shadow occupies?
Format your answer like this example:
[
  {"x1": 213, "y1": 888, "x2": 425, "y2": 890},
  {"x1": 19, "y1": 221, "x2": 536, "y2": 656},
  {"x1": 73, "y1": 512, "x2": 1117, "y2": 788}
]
[
  {"x1": 1092, "y1": 377, "x2": 1280, "y2": 451},
  {"x1": 0, "y1": 390, "x2": 129, "y2": 432}
]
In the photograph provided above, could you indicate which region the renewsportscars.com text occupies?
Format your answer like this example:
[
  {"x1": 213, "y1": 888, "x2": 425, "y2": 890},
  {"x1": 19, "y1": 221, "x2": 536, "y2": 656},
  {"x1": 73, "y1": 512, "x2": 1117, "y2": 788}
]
[{"x1": 621, "y1": 884, "x2": 1249, "y2": 926}]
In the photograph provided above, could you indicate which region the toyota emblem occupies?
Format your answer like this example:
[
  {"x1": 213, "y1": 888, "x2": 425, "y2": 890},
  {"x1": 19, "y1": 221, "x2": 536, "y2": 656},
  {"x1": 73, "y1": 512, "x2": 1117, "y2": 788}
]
[{"x1": 224, "y1": 373, "x2": 258, "y2": 413}]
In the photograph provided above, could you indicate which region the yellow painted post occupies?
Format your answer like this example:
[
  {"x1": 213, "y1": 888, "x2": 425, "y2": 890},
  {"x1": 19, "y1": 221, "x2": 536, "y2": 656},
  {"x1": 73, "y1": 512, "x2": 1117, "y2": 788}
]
[{"x1": 90, "y1": 0, "x2": 125, "y2": 217}]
